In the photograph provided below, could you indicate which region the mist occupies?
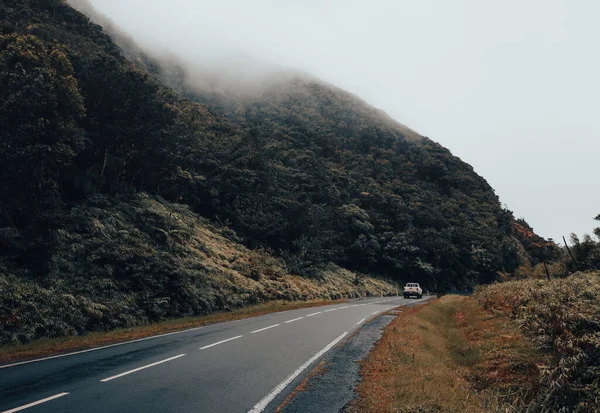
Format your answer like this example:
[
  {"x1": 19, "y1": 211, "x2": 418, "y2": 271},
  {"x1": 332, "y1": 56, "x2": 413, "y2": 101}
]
[{"x1": 77, "y1": 0, "x2": 599, "y2": 243}]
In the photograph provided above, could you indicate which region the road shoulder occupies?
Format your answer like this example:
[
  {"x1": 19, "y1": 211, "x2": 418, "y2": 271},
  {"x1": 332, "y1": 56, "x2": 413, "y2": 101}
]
[
  {"x1": 271, "y1": 304, "x2": 417, "y2": 412},
  {"x1": 347, "y1": 295, "x2": 546, "y2": 412}
]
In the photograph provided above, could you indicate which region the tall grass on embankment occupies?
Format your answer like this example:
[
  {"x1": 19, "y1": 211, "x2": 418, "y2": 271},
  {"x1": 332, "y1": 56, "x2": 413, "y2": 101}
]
[{"x1": 476, "y1": 272, "x2": 600, "y2": 412}]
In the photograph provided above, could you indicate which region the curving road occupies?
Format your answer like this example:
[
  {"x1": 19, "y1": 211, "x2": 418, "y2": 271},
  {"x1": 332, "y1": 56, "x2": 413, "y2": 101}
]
[{"x1": 0, "y1": 296, "x2": 427, "y2": 413}]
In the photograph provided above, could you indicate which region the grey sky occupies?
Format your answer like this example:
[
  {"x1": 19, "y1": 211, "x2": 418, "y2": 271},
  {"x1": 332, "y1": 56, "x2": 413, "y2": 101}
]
[{"x1": 89, "y1": 0, "x2": 599, "y2": 242}]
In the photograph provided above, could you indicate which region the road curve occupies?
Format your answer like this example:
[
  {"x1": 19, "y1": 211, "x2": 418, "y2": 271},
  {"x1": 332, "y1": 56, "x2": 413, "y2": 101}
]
[{"x1": 0, "y1": 296, "x2": 427, "y2": 413}]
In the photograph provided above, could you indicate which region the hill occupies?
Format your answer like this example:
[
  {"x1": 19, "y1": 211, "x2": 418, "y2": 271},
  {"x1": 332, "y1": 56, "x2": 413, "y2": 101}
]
[
  {"x1": 0, "y1": 0, "x2": 558, "y2": 344},
  {"x1": 134, "y1": 54, "x2": 553, "y2": 287}
]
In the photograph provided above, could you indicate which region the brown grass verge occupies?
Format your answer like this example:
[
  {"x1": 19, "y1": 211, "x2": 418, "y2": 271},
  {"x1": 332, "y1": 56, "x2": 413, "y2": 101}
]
[
  {"x1": 0, "y1": 299, "x2": 343, "y2": 365},
  {"x1": 348, "y1": 296, "x2": 547, "y2": 413}
]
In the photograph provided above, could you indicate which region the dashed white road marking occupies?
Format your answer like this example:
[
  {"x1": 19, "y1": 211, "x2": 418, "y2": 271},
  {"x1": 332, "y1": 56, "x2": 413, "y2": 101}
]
[
  {"x1": 247, "y1": 332, "x2": 349, "y2": 413},
  {"x1": 251, "y1": 324, "x2": 280, "y2": 334},
  {"x1": 0, "y1": 326, "x2": 204, "y2": 370},
  {"x1": 338, "y1": 306, "x2": 349, "y2": 309},
  {"x1": 284, "y1": 317, "x2": 304, "y2": 324},
  {"x1": 200, "y1": 335, "x2": 243, "y2": 350},
  {"x1": 1, "y1": 393, "x2": 70, "y2": 413},
  {"x1": 305, "y1": 311, "x2": 322, "y2": 317},
  {"x1": 324, "y1": 308, "x2": 338, "y2": 312},
  {"x1": 100, "y1": 354, "x2": 186, "y2": 382},
  {"x1": 355, "y1": 317, "x2": 366, "y2": 326},
  {"x1": 350, "y1": 304, "x2": 359, "y2": 308}
]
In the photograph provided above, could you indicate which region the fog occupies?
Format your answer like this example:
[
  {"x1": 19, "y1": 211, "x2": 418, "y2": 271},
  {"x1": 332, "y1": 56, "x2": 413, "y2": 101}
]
[{"x1": 84, "y1": 0, "x2": 599, "y2": 242}]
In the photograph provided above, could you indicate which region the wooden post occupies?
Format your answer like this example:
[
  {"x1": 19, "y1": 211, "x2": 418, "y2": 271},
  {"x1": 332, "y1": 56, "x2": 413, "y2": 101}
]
[
  {"x1": 543, "y1": 261, "x2": 550, "y2": 281},
  {"x1": 563, "y1": 236, "x2": 580, "y2": 271}
]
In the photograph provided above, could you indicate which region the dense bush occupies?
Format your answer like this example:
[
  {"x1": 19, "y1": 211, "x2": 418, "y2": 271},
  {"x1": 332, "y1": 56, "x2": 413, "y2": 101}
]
[
  {"x1": 568, "y1": 216, "x2": 600, "y2": 272},
  {"x1": 476, "y1": 273, "x2": 600, "y2": 412}
]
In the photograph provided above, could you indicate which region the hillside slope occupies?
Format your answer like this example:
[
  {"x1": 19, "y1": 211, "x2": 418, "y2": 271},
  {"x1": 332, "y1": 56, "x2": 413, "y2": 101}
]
[
  {"x1": 141, "y1": 59, "x2": 543, "y2": 287},
  {"x1": 0, "y1": 0, "x2": 557, "y2": 344},
  {"x1": 67, "y1": 0, "x2": 562, "y2": 286},
  {"x1": 0, "y1": 193, "x2": 395, "y2": 344}
]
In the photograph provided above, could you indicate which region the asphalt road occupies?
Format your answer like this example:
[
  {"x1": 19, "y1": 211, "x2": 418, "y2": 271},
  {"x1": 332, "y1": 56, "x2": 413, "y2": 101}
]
[{"x1": 0, "y1": 296, "x2": 427, "y2": 413}]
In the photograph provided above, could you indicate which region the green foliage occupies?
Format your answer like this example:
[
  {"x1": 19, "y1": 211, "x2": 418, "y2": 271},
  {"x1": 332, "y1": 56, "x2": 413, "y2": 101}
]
[
  {"x1": 0, "y1": 33, "x2": 85, "y2": 227},
  {"x1": 569, "y1": 221, "x2": 600, "y2": 272},
  {"x1": 172, "y1": 77, "x2": 536, "y2": 287},
  {"x1": 513, "y1": 218, "x2": 563, "y2": 266},
  {"x1": 0, "y1": 193, "x2": 397, "y2": 344},
  {"x1": 476, "y1": 273, "x2": 600, "y2": 412}
]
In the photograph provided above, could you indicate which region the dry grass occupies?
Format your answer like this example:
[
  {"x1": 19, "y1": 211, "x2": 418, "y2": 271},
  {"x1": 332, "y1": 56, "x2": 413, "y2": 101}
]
[
  {"x1": 0, "y1": 299, "x2": 341, "y2": 365},
  {"x1": 476, "y1": 273, "x2": 600, "y2": 412},
  {"x1": 349, "y1": 296, "x2": 545, "y2": 413}
]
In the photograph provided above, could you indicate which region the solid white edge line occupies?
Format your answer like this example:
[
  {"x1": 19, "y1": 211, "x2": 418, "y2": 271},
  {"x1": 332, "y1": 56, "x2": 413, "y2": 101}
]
[
  {"x1": 324, "y1": 308, "x2": 338, "y2": 312},
  {"x1": 1, "y1": 392, "x2": 69, "y2": 413},
  {"x1": 372, "y1": 311, "x2": 380, "y2": 315},
  {"x1": 355, "y1": 317, "x2": 366, "y2": 326},
  {"x1": 199, "y1": 335, "x2": 243, "y2": 350},
  {"x1": 0, "y1": 327, "x2": 204, "y2": 370},
  {"x1": 251, "y1": 324, "x2": 280, "y2": 334},
  {"x1": 338, "y1": 306, "x2": 349, "y2": 309},
  {"x1": 284, "y1": 317, "x2": 303, "y2": 324},
  {"x1": 99, "y1": 354, "x2": 186, "y2": 382},
  {"x1": 305, "y1": 311, "x2": 322, "y2": 317},
  {"x1": 350, "y1": 304, "x2": 359, "y2": 308},
  {"x1": 247, "y1": 332, "x2": 348, "y2": 413}
]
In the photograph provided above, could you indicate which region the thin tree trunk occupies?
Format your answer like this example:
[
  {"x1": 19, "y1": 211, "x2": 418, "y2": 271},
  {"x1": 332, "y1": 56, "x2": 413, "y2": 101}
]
[
  {"x1": 543, "y1": 261, "x2": 550, "y2": 281},
  {"x1": 563, "y1": 236, "x2": 580, "y2": 271}
]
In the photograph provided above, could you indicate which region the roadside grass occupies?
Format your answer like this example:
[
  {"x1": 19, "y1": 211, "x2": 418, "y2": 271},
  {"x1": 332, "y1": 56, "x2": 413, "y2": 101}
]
[
  {"x1": 0, "y1": 299, "x2": 342, "y2": 365},
  {"x1": 348, "y1": 296, "x2": 546, "y2": 413},
  {"x1": 476, "y1": 272, "x2": 600, "y2": 412}
]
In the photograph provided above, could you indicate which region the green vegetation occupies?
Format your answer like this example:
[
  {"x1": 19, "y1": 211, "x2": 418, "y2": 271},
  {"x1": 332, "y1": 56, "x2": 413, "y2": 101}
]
[
  {"x1": 0, "y1": 0, "x2": 559, "y2": 345},
  {"x1": 0, "y1": 192, "x2": 396, "y2": 345},
  {"x1": 566, "y1": 215, "x2": 600, "y2": 272},
  {"x1": 133, "y1": 46, "x2": 564, "y2": 289}
]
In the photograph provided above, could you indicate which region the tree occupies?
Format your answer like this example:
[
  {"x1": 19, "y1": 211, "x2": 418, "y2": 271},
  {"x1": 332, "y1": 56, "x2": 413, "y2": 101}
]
[{"x1": 0, "y1": 34, "x2": 85, "y2": 227}]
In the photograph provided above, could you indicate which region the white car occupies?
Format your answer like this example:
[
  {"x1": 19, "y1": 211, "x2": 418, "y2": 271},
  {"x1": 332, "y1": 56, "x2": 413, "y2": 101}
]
[{"x1": 403, "y1": 283, "x2": 423, "y2": 299}]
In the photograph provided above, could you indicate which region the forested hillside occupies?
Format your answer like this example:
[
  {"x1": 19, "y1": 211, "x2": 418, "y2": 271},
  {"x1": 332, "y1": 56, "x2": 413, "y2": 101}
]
[
  {"x1": 136, "y1": 56, "x2": 562, "y2": 288},
  {"x1": 0, "y1": 0, "x2": 559, "y2": 343}
]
